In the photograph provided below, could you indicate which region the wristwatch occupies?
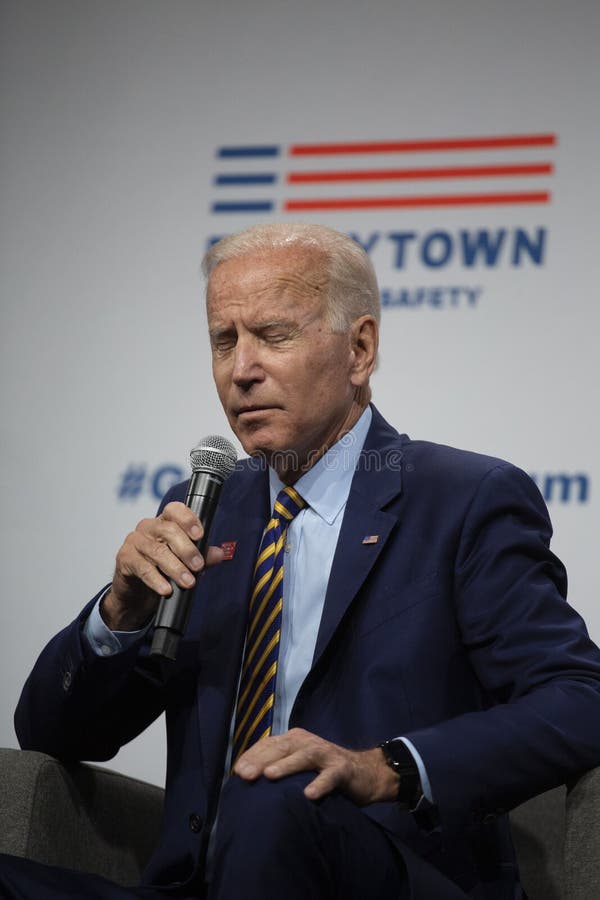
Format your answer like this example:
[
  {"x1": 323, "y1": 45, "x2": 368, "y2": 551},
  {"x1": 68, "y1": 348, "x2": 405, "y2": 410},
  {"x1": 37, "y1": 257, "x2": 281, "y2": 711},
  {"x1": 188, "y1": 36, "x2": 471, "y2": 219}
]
[{"x1": 379, "y1": 738, "x2": 423, "y2": 809}]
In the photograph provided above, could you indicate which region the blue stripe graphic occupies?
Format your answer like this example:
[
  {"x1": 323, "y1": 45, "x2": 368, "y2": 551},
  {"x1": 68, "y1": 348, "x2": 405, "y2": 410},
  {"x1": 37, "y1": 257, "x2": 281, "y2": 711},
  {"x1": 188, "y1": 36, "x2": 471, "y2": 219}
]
[
  {"x1": 215, "y1": 174, "x2": 278, "y2": 185},
  {"x1": 212, "y1": 201, "x2": 275, "y2": 213},
  {"x1": 217, "y1": 146, "x2": 280, "y2": 158}
]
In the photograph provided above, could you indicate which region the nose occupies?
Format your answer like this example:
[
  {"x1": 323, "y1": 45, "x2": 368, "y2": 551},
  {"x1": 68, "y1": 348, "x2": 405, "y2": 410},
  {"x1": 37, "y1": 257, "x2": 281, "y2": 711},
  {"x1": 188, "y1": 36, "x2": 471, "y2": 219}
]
[{"x1": 231, "y1": 335, "x2": 264, "y2": 389}]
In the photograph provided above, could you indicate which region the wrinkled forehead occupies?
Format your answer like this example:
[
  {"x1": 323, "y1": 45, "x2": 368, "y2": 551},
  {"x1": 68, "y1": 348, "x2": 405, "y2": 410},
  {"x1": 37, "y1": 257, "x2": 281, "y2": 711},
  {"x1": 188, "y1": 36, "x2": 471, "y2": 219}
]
[{"x1": 206, "y1": 244, "x2": 331, "y2": 312}]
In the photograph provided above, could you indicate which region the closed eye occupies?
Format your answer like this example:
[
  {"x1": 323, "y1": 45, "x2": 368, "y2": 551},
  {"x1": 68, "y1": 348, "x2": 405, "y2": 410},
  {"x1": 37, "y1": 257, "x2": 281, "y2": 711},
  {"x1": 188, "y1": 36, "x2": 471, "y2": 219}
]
[
  {"x1": 256, "y1": 321, "x2": 301, "y2": 344},
  {"x1": 209, "y1": 330, "x2": 237, "y2": 354}
]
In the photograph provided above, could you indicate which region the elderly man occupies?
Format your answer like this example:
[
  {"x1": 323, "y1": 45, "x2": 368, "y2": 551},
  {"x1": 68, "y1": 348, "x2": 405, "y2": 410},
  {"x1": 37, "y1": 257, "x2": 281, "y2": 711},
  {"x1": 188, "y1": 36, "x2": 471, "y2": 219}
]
[{"x1": 3, "y1": 223, "x2": 600, "y2": 899}]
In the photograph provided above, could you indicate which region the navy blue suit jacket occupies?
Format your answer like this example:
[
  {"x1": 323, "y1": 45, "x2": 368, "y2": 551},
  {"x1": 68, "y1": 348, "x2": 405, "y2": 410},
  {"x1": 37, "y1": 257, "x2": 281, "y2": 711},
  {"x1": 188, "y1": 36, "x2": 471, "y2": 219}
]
[{"x1": 15, "y1": 407, "x2": 600, "y2": 898}]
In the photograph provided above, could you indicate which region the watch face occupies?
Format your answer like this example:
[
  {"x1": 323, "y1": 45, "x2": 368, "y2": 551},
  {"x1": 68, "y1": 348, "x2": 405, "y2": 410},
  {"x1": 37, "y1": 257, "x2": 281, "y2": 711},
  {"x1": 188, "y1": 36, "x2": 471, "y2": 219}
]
[
  {"x1": 381, "y1": 739, "x2": 416, "y2": 772},
  {"x1": 380, "y1": 740, "x2": 422, "y2": 807}
]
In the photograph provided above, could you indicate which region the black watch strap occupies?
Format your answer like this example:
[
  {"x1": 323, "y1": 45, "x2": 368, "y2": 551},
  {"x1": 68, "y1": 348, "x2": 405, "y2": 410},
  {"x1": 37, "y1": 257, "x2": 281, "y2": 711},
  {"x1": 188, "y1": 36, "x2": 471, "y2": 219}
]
[{"x1": 379, "y1": 738, "x2": 424, "y2": 809}]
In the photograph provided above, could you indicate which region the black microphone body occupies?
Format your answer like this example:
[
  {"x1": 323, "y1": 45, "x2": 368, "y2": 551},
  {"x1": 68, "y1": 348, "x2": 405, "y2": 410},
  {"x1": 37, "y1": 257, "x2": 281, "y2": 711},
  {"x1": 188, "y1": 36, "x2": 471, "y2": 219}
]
[{"x1": 150, "y1": 436, "x2": 237, "y2": 661}]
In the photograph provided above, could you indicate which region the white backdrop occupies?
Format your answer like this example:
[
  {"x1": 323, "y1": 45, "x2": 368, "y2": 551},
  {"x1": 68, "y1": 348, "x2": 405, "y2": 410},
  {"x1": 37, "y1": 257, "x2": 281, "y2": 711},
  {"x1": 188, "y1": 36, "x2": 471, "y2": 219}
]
[{"x1": 1, "y1": 0, "x2": 598, "y2": 787}]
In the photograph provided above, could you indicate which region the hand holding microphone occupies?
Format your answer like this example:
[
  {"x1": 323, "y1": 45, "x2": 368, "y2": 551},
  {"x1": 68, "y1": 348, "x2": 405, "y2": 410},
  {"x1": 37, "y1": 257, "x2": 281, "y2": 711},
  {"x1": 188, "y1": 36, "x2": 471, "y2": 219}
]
[{"x1": 103, "y1": 436, "x2": 237, "y2": 660}]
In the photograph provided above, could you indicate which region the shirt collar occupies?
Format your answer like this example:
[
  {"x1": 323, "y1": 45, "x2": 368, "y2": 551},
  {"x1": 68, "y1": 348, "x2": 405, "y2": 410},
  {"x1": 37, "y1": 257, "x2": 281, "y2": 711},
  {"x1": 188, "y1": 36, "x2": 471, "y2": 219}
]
[{"x1": 269, "y1": 406, "x2": 372, "y2": 525}]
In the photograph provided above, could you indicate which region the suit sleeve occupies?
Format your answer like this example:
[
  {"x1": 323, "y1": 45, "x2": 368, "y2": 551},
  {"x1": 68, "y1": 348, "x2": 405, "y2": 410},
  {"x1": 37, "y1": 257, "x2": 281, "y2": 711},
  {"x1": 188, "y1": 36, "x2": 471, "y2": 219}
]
[
  {"x1": 15, "y1": 591, "x2": 168, "y2": 762},
  {"x1": 14, "y1": 483, "x2": 187, "y2": 762},
  {"x1": 405, "y1": 463, "x2": 600, "y2": 831}
]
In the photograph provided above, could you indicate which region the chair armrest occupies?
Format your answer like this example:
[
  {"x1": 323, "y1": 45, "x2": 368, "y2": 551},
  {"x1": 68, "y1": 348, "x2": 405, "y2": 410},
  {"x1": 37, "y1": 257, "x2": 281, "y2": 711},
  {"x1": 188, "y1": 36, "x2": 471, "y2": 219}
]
[
  {"x1": 565, "y1": 766, "x2": 600, "y2": 900},
  {"x1": 0, "y1": 748, "x2": 164, "y2": 886},
  {"x1": 510, "y1": 783, "x2": 565, "y2": 900}
]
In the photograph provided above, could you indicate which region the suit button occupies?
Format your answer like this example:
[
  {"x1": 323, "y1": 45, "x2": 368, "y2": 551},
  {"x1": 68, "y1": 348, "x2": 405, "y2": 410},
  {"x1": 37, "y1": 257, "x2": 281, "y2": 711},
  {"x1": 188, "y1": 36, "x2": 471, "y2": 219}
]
[
  {"x1": 482, "y1": 813, "x2": 496, "y2": 824},
  {"x1": 62, "y1": 671, "x2": 72, "y2": 692},
  {"x1": 189, "y1": 813, "x2": 202, "y2": 833}
]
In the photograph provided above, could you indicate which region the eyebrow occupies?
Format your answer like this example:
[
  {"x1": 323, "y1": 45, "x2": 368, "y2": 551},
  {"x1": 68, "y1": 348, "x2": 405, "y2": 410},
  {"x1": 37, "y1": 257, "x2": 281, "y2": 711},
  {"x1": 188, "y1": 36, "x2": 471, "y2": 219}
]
[
  {"x1": 208, "y1": 326, "x2": 233, "y2": 340},
  {"x1": 208, "y1": 319, "x2": 297, "y2": 339}
]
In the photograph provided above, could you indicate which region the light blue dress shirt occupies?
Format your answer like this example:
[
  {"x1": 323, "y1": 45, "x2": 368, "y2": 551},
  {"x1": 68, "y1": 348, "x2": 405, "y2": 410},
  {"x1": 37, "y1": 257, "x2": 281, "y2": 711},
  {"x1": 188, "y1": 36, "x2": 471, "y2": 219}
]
[{"x1": 84, "y1": 406, "x2": 432, "y2": 803}]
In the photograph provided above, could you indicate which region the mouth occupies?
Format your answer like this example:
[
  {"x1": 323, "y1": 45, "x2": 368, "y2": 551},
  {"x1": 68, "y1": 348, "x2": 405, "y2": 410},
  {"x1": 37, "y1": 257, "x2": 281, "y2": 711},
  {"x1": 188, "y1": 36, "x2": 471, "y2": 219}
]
[{"x1": 235, "y1": 405, "x2": 275, "y2": 418}]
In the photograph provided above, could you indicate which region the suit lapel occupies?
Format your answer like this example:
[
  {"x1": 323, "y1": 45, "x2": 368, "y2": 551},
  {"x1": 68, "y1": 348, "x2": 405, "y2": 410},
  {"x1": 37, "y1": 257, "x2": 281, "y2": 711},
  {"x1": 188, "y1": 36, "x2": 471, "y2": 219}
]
[{"x1": 312, "y1": 407, "x2": 408, "y2": 667}]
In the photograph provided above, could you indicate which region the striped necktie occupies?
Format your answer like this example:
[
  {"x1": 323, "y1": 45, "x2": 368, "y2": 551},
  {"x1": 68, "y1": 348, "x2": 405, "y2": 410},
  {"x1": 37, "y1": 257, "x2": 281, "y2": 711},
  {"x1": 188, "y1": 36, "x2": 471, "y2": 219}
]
[{"x1": 231, "y1": 486, "x2": 306, "y2": 766}]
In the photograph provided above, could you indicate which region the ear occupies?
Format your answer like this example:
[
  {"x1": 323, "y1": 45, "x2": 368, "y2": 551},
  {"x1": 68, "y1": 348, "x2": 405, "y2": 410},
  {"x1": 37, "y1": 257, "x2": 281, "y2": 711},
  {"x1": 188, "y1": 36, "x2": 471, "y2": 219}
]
[{"x1": 349, "y1": 315, "x2": 379, "y2": 387}]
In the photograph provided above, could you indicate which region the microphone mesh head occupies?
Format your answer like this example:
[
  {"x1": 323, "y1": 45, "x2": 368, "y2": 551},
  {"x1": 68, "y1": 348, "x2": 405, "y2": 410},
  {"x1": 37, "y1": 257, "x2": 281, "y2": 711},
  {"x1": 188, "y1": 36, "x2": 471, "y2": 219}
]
[{"x1": 189, "y1": 435, "x2": 238, "y2": 480}]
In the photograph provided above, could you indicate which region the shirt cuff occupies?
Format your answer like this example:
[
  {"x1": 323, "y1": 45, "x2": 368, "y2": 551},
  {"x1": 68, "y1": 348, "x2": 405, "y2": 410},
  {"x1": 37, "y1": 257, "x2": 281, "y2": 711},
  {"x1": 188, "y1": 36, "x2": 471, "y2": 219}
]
[
  {"x1": 83, "y1": 588, "x2": 151, "y2": 657},
  {"x1": 398, "y1": 736, "x2": 434, "y2": 805}
]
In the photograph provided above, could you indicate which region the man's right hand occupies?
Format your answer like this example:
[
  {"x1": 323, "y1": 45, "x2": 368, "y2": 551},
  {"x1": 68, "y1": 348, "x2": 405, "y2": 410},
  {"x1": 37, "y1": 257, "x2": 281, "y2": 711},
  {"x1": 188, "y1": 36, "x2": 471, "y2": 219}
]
[{"x1": 101, "y1": 501, "x2": 225, "y2": 631}]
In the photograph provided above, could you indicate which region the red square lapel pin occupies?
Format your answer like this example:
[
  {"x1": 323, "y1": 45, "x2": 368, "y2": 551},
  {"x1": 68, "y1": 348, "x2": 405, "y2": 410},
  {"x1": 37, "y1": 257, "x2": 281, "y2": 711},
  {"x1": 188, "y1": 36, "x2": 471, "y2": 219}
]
[{"x1": 220, "y1": 541, "x2": 238, "y2": 560}]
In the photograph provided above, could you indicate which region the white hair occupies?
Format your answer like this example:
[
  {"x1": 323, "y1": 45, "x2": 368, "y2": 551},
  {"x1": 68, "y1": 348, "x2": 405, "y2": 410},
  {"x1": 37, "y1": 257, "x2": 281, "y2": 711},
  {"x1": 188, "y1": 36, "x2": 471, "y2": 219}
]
[{"x1": 202, "y1": 222, "x2": 381, "y2": 332}]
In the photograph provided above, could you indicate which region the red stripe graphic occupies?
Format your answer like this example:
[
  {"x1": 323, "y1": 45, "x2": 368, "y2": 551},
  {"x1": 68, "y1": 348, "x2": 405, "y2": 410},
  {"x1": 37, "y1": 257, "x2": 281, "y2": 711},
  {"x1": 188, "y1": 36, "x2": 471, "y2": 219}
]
[
  {"x1": 284, "y1": 192, "x2": 550, "y2": 211},
  {"x1": 290, "y1": 134, "x2": 556, "y2": 155},
  {"x1": 287, "y1": 163, "x2": 553, "y2": 183}
]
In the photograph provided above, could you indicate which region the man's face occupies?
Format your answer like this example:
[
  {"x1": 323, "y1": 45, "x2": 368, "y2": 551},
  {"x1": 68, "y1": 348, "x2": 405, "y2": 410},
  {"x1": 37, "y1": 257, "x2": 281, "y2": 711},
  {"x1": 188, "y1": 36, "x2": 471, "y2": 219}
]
[{"x1": 207, "y1": 245, "x2": 370, "y2": 478}]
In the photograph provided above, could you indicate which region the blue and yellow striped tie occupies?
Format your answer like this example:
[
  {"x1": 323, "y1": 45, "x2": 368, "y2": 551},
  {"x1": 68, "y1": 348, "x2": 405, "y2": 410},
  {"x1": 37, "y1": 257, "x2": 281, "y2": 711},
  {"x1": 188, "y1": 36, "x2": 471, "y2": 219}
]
[{"x1": 231, "y1": 486, "x2": 306, "y2": 766}]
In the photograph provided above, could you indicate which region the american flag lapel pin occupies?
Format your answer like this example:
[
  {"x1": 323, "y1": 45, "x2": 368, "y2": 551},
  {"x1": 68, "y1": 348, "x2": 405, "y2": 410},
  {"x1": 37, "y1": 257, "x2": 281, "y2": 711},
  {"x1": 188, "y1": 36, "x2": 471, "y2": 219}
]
[
  {"x1": 362, "y1": 535, "x2": 379, "y2": 545},
  {"x1": 220, "y1": 541, "x2": 238, "y2": 560}
]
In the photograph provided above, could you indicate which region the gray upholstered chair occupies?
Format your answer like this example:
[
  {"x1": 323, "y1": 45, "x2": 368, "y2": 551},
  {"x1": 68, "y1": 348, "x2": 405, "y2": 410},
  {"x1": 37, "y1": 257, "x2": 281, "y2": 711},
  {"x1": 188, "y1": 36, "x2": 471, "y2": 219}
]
[
  {"x1": 0, "y1": 748, "x2": 163, "y2": 886},
  {"x1": 509, "y1": 767, "x2": 600, "y2": 900},
  {"x1": 1, "y1": 748, "x2": 599, "y2": 898}
]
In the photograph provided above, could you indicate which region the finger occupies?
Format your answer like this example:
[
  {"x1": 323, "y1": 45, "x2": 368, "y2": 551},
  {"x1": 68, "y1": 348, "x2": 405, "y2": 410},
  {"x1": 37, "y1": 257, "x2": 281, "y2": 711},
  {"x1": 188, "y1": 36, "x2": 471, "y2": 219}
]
[
  {"x1": 205, "y1": 545, "x2": 226, "y2": 568},
  {"x1": 235, "y1": 731, "x2": 330, "y2": 780},
  {"x1": 145, "y1": 517, "x2": 206, "y2": 574},
  {"x1": 154, "y1": 511, "x2": 225, "y2": 573},
  {"x1": 121, "y1": 530, "x2": 198, "y2": 594},
  {"x1": 303, "y1": 767, "x2": 344, "y2": 801},
  {"x1": 160, "y1": 501, "x2": 205, "y2": 543},
  {"x1": 233, "y1": 736, "x2": 291, "y2": 779},
  {"x1": 263, "y1": 749, "x2": 319, "y2": 781}
]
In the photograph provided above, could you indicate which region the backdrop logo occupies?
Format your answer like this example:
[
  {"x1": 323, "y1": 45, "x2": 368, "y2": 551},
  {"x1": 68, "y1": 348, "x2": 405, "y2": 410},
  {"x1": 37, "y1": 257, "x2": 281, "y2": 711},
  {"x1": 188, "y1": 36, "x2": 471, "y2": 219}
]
[
  {"x1": 117, "y1": 464, "x2": 185, "y2": 502},
  {"x1": 208, "y1": 132, "x2": 556, "y2": 312},
  {"x1": 117, "y1": 463, "x2": 589, "y2": 506},
  {"x1": 210, "y1": 132, "x2": 555, "y2": 215},
  {"x1": 530, "y1": 472, "x2": 590, "y2": 504}
]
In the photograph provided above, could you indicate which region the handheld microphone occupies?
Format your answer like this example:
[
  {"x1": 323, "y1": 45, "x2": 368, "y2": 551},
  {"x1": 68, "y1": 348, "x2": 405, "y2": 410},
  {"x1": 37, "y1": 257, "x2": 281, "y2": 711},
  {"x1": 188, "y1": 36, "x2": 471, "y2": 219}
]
[{"x1": 150, "y1": 435, "x2": 237, "y2": 661}]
